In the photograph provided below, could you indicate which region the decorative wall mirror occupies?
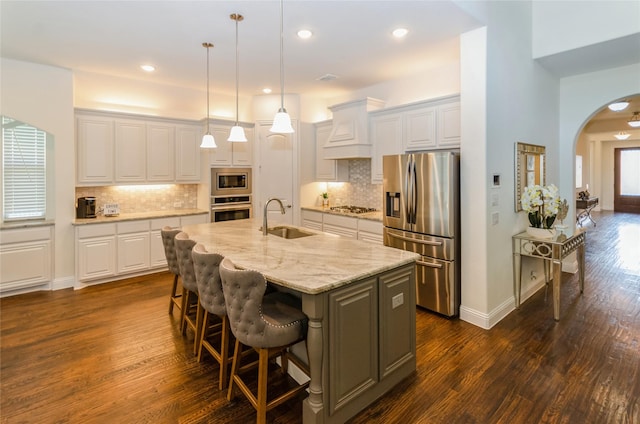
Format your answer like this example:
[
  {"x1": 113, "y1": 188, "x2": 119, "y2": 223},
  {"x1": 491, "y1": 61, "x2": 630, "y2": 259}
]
[{"x1": 515, "y1": 142, "x2": 546, "y2": 211}]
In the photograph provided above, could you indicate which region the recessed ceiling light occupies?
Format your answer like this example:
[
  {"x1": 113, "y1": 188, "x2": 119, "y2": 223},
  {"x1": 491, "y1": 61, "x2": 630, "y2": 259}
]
[
  {"x1": 263, "y1": 88, "x2": 272, "y2": 94},
  {"x1": 140, "y1": 64, "x2": 155, "y2": 72},
  {"x1": 392, "y1": 28, "x2": 408, "y2": 38},
  {"x1": 608, "y1": 101, "x2": 629, "y2": 111},
  {"x1": 297, "y1": 29, "x2": 313, "y2": 39}
]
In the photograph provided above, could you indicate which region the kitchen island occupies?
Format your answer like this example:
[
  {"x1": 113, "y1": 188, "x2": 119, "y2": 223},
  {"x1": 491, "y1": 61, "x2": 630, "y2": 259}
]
[{"x1": 182, "y1": 218, "x2": 419, "y2": 424}]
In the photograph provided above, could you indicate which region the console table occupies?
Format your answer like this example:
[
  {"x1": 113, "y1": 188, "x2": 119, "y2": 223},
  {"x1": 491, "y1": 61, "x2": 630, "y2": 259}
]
[
  {"x1": 512, "y1": 228, "x2": 586, "y2": 321},
  {"x1": 576, "y1": 197, "x2": 598, "y2": 227}
]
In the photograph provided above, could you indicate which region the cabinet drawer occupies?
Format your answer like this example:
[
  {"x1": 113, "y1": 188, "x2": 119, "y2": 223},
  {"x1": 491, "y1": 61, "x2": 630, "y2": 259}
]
[
  {"x1": 323, "y1": 213, "x2": 357, "y2": 229},
  {"x1": 117, "y1": 220, "x2": 150, "y2": 234},
  {"x1": 0, "y1": 226, "x2": 52, "y2": 244},
  {"x1": 358, "y1": 219, "x2": 382, "y2": 234},
  {"x1": 150, "y1": 217, "x2": 180, "y2": 230},
  {"x1": 301, "y1": 209, "x2": 323, "y2": 223},
  {"x1": 77, "y1": 223, "x2": 117, "y2": 238}
]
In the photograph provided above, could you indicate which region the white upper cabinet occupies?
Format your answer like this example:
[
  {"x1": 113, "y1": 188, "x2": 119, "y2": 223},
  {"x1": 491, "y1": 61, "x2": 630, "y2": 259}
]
[
  {"x1": 175, "y1": 124, "x2": 201, "y2": 182},
  {"x1": 146, "y1": 123, "x2": 175, "y2": 181},
  {"x1": 404, "y1": 106, "x2": 437, "y2": 151},
  {"x1": 315, "y1": 120, "x2": 349, "y2": 181},
  {"x1": 76, "y1": 115, "x2": 114, "y2": 184},
  {"x1": 370, "y1": 112, "x2": 403, "y2": 183},
  {"x1": 369, "y1": 95, "x2": 460, "y2": 183},
  {"x1": 115, "y1": 119, "x2": 146, "y2": 182},
  {"x1": 76, "y1": 110, "x2": 203, "y2": 185},
  {"x1": 208, "y1": 122, "x2": 254, "y2": 167}
]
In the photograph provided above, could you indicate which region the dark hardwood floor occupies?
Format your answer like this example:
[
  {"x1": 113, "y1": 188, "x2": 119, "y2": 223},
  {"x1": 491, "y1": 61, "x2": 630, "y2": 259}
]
[{"x1": 1, "y1": 211, "x2": 639, "y2": 424}]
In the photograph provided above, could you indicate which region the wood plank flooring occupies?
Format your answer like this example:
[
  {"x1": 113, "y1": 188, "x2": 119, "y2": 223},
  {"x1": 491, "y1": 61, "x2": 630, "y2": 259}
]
[{"x1": 1, "y1": 211, "x2": 639, "y2": 423}]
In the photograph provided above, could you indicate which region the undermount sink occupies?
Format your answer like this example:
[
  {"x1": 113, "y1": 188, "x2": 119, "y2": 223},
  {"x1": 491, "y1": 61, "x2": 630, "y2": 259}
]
[{"x1": 263, "y1": 226, "x2": 315, "y2": 239}]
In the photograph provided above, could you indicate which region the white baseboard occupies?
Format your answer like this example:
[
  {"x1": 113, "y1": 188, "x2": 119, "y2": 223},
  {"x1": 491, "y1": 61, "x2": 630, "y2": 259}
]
[{"x1": 52, "y1": 276, "x2": 75, "y2": 291}]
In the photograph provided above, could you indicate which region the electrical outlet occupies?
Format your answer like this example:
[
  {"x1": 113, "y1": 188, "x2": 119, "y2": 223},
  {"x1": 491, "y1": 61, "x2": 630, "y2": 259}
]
[
  {"x1": 491, "y1": 212, "x2": 499, "y2": 225},
  {"x1": 491, "y1": 193, "x2": 499, "y2": 207},
  {"x1": 530, "y1": 270, "x2": 537, "y2": 281},
  {"x1": 392, "y1": 293, "x2": 404, "y2": 309},
  {"x1": 173, "y1": 201, "x2": 183, "y2": 208}
]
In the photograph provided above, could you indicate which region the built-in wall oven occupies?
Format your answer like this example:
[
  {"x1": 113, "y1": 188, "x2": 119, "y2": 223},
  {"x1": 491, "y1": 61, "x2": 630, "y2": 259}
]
[{"x1": 210, "y1": 168, "x2": 252, "y2": 223}]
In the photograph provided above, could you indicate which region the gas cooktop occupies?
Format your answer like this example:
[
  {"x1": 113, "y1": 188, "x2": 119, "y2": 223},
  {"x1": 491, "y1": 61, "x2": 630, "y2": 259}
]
[{"x1": 329, "y1": 205, "x2": 378, "y2": 214}]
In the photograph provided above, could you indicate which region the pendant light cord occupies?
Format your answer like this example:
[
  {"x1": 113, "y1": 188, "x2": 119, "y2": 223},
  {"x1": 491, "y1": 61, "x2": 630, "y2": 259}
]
[
  {"x1": 204, "y1": 42, "x2": 212, "y2": 134},
  {"x1": 279, "y1": 0, "x2": 285, "y2": 111},
  {"x1": 235, "y1": 17, "x2": 240, "y2": 126}
]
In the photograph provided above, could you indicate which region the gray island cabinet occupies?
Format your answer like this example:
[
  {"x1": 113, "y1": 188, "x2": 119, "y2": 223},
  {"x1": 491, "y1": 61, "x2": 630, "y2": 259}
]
[{"x1": 182, "y1": 218, "x2": 419, "y2": 424}]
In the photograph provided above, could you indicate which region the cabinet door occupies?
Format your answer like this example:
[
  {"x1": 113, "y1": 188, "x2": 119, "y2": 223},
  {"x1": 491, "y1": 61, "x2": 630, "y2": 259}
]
[
  {"x1": 176, "y1": 125, "x2": 202, "y2": 182},
  {"x1": 147, "y1": 123, "x2": 175, "y2": 181},
  {"x1": 301, "y1": 210, "x2": 323, "y2": 231},
  {"x1": 117, "y1": 232, "x2": 150, "y2": 273},
  {"x1": 77, "y1": 116, "x2": 114, "y2": 184},
  {"x1": 232, "y1": 127, "x2": 253, "y2": 166},
  {"x1": 357, "y1": 219, "x2": 383, "y2": 244},
  {"x1": 115, "y1": 120, "x2": 146, "y2": 182},
  {"x1": 77, "y1": 236, "x2": 116, "y2": 281},
  {"x1": 180, "y1": 214, "x2": 208, "y2": 226},
  {"x1": 329, "y1": 277, "x2": 378, "y2": 414},
  {"x1": 370, "y1": 112, "x2": 402, "y2": 183},
  {"x1": 404, "y1": 106, "x2": 437, "y2": 151},
  {"x1": 208, "y1": 124, "x2": 233, "y2": 167},
  {"x1": 323, "y1": 214, "x2": 358, "y2": 239},
  {"x1": 437, "y1": 102, "x2": 461, "y2": 147},
  {"x1": 315, "y1": 121, "x2": 349, "y2": 181},
  {"x1": 378, "y1": 266, "x2": 416, "y2": 380},
  {"x1": 0, "y1": 240, "x2": 52, "y2": 291},
  {"x1": 149, "y1": 230, "x2": 167, "y2": 268}
]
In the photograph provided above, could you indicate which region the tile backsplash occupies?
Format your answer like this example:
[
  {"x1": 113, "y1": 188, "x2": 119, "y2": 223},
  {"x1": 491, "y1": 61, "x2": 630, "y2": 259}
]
[
  {"x1": 75, "y1": 184, "x2": 198, "y2": 215},
  {"x1": 326, "y1": 159, "x2": 382, "y2": 210}
]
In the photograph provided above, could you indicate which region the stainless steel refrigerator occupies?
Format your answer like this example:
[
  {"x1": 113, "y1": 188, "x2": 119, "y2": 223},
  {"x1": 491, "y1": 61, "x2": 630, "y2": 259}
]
[{"x1": 383, "y1": 152, "x2": 460, "y2": 316}]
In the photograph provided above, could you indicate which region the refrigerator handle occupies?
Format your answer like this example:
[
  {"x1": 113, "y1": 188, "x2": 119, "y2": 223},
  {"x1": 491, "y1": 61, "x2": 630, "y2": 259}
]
[
  {"x1": 405, "y1": 158, "x2": 412, "y2": 224},
  {"x1": 411, "y1": 159, "x2": 417, "y2": 224}
]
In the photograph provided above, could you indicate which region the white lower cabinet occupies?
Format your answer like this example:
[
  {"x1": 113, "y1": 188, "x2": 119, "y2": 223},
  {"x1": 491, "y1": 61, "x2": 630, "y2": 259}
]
[
  {"x1": 76, "y1": 214, "x2": 207, "y2": 283},
  {"x1": 77, "y1": 223, "x2": 117, "y2": 281},
  {"x1": 323, "y1": 214, "x2": 358, "y2": 239},
  {"x1": 0, "y1": 226, "x2": 54, "y2": 292},
  {"x1": 116, "y1": 221, "x2": 150, "y2": 274},
  {"x1": 301, "y1": 210, "x2": 382, "y2": 243}
]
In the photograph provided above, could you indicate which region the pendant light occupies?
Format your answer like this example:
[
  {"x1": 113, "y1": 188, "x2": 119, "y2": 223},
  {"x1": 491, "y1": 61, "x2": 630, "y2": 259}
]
[
  {"x1": 228, "y1": 14, "x2": 247, "y2": 142},
  {"x1": 200, "y1": 42, "x2": 217, "y2": 148},
  {"x1": 270, "y1": 0, "x2": 294, "y2": 134},
  {"x1": 628, "y1": 111, "x2": 640, "y2": 128}
]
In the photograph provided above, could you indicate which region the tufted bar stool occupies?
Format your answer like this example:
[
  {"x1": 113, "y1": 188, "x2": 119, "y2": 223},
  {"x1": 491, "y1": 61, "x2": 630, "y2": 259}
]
[
  {"x1": 192, "y1": 243, "x2": 233, "y2": 390},
  {"x1": 161, "y1": 226, "x2": 182, "y2": 315},
  {"x1": 219, "y1": 257, "x2": 310, "y2": 424},
  {"x1": 174, "y1": 231, "x2": 200, "y2": 354}
]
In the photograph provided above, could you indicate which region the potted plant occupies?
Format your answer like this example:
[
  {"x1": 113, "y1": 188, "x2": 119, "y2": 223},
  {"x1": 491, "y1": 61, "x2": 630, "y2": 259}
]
[
  {"x1": 322, "y1": 192, "x2": 329, "y2": 207},
  {"x1": 520, "y1": 184, "x2": 561, "y2": 238}
]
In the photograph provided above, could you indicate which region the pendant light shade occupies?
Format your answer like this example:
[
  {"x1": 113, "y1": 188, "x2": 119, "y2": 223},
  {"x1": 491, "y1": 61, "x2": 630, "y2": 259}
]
[
  {"x1": 200, "y1": 42, "x2": 217, "y2": 149},
  {"x1": 228, "y1": 13, "x2": 247, "y2": 142},
  {"x1": 270, "y1": 0, "x2": 294, "y2": 134},
  {"x1": 628, "y1": 112, "x2": 640, "y2": 128}
]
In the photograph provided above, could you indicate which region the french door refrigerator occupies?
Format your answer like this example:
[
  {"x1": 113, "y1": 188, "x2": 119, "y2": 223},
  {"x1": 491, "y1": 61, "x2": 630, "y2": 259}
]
[{"x1": 382, "y1": 152, "x2": 460, "y2": 316}]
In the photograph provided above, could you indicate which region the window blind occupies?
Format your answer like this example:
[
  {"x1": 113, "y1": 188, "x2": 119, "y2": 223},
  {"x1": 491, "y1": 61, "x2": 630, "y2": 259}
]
[{"x1": 2, "y1": 117, "x2": 46, "y2": 220}]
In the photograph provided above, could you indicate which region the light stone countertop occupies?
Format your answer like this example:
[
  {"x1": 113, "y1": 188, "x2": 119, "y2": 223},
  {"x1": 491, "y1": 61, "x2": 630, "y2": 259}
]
[
  {"x1": 182, "y1": 218, "x2": 418, "y2": 295},
  {"x1": 301, "y1": 206, "x2": 383, "y2": 222},
  {"x1": 72, "y1": 209, "x2": 208, "y2": 225}
]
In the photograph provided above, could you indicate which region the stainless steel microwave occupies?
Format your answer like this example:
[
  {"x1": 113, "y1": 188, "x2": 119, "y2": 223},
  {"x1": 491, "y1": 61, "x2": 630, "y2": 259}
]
[{"x1": 211, "y1": 167, "x2": 252, "y2": 196}]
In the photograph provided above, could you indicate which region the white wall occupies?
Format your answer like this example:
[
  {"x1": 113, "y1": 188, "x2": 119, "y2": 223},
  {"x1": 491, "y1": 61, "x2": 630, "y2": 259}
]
[
  {"x1": 0, "y1": 58, "x2": 75, "y2": 285},
  {"x1": 459, "y1": 1, "x2": 560, "y2": 329},
  {"x1": 532, "y1": 0, "x2": 640, "y2": 58}
]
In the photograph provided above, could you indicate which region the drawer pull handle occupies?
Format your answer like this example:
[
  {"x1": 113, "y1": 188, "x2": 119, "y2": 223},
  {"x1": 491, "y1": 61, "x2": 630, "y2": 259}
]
[
  {"x1": 416, "y1": 260, "x2": 443, "y2": 269},
  {"x1": 389, "y1": 233, "x2": 443, "y2": 246}
]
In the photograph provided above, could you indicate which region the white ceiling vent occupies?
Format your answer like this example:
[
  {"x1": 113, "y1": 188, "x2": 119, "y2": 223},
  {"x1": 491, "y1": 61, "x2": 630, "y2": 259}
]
[{"x1": 316, "y1": 73, "x2": 339, "y2": 82}]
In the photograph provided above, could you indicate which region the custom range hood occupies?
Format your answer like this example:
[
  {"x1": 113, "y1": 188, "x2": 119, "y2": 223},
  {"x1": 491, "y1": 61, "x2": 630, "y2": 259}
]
[{"x1": 322, "y1": 98, "x2": 385, "y2": 159}]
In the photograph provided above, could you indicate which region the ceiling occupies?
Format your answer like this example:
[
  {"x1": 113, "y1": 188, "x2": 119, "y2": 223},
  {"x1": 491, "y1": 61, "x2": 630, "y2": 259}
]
[
  {"x1": 0, "y1": 0, "x2": 483, "y2": 99},
  {"x1": 583, "y1": 95, "x2": 640, "y2": 135}
]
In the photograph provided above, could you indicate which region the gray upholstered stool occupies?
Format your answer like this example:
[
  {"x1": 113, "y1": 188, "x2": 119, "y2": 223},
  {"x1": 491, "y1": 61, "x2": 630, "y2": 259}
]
[
  {"x1": 160, "y1": 226, "x2": 182, "y2": 315},
  {"x1": 192, "y1": 243, "x2": 232, "y2": 390},
  {"x1": 174, "y1": 231, "x2": 200, "y2": 355},
  {"x1": 219, "y1": 257, "x2": 310, "y2": 424}
]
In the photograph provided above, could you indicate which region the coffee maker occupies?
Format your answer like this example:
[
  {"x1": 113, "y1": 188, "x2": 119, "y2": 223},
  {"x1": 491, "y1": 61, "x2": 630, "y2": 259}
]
[{"x1": 76, "y1": 197, "x2": 97, "y2": 218}]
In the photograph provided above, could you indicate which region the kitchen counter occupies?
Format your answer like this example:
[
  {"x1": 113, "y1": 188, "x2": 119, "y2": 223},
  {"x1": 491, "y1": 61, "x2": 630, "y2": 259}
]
[
  {"x1": 182, "y1": 218, "x2": 415, "y2": 294},
  {"x1": 72, "y1": 209, "x2": 208, "y2": 225},
  {"x1": 301, "y1": 205, "x2": 382, "y2": 222},
  {"x1": 182, "y1": 219, "x2": 418, "y2": 424}
]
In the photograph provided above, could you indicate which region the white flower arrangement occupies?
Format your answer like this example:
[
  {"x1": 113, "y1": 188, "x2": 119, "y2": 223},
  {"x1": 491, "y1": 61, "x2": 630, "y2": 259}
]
[{"x1": 521, "y1": 184, "x2": 561, "y2": 228}]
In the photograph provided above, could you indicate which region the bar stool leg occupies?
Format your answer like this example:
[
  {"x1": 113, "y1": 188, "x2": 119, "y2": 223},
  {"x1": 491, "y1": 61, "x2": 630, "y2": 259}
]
[{"x1": 257, "y1": 348, "x2": 269, "y2": 424}]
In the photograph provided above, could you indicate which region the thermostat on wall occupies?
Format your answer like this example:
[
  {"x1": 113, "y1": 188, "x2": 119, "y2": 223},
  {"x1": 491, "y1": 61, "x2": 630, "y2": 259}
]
[{"x1": 103, "y1": 203, "x2": 120, "y2": 217}]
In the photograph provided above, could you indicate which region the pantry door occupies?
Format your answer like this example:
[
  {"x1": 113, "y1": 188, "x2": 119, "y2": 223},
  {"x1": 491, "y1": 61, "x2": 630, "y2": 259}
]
[{"x1": 256, "y1": 121, "x2": 298, "y2": 226}]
